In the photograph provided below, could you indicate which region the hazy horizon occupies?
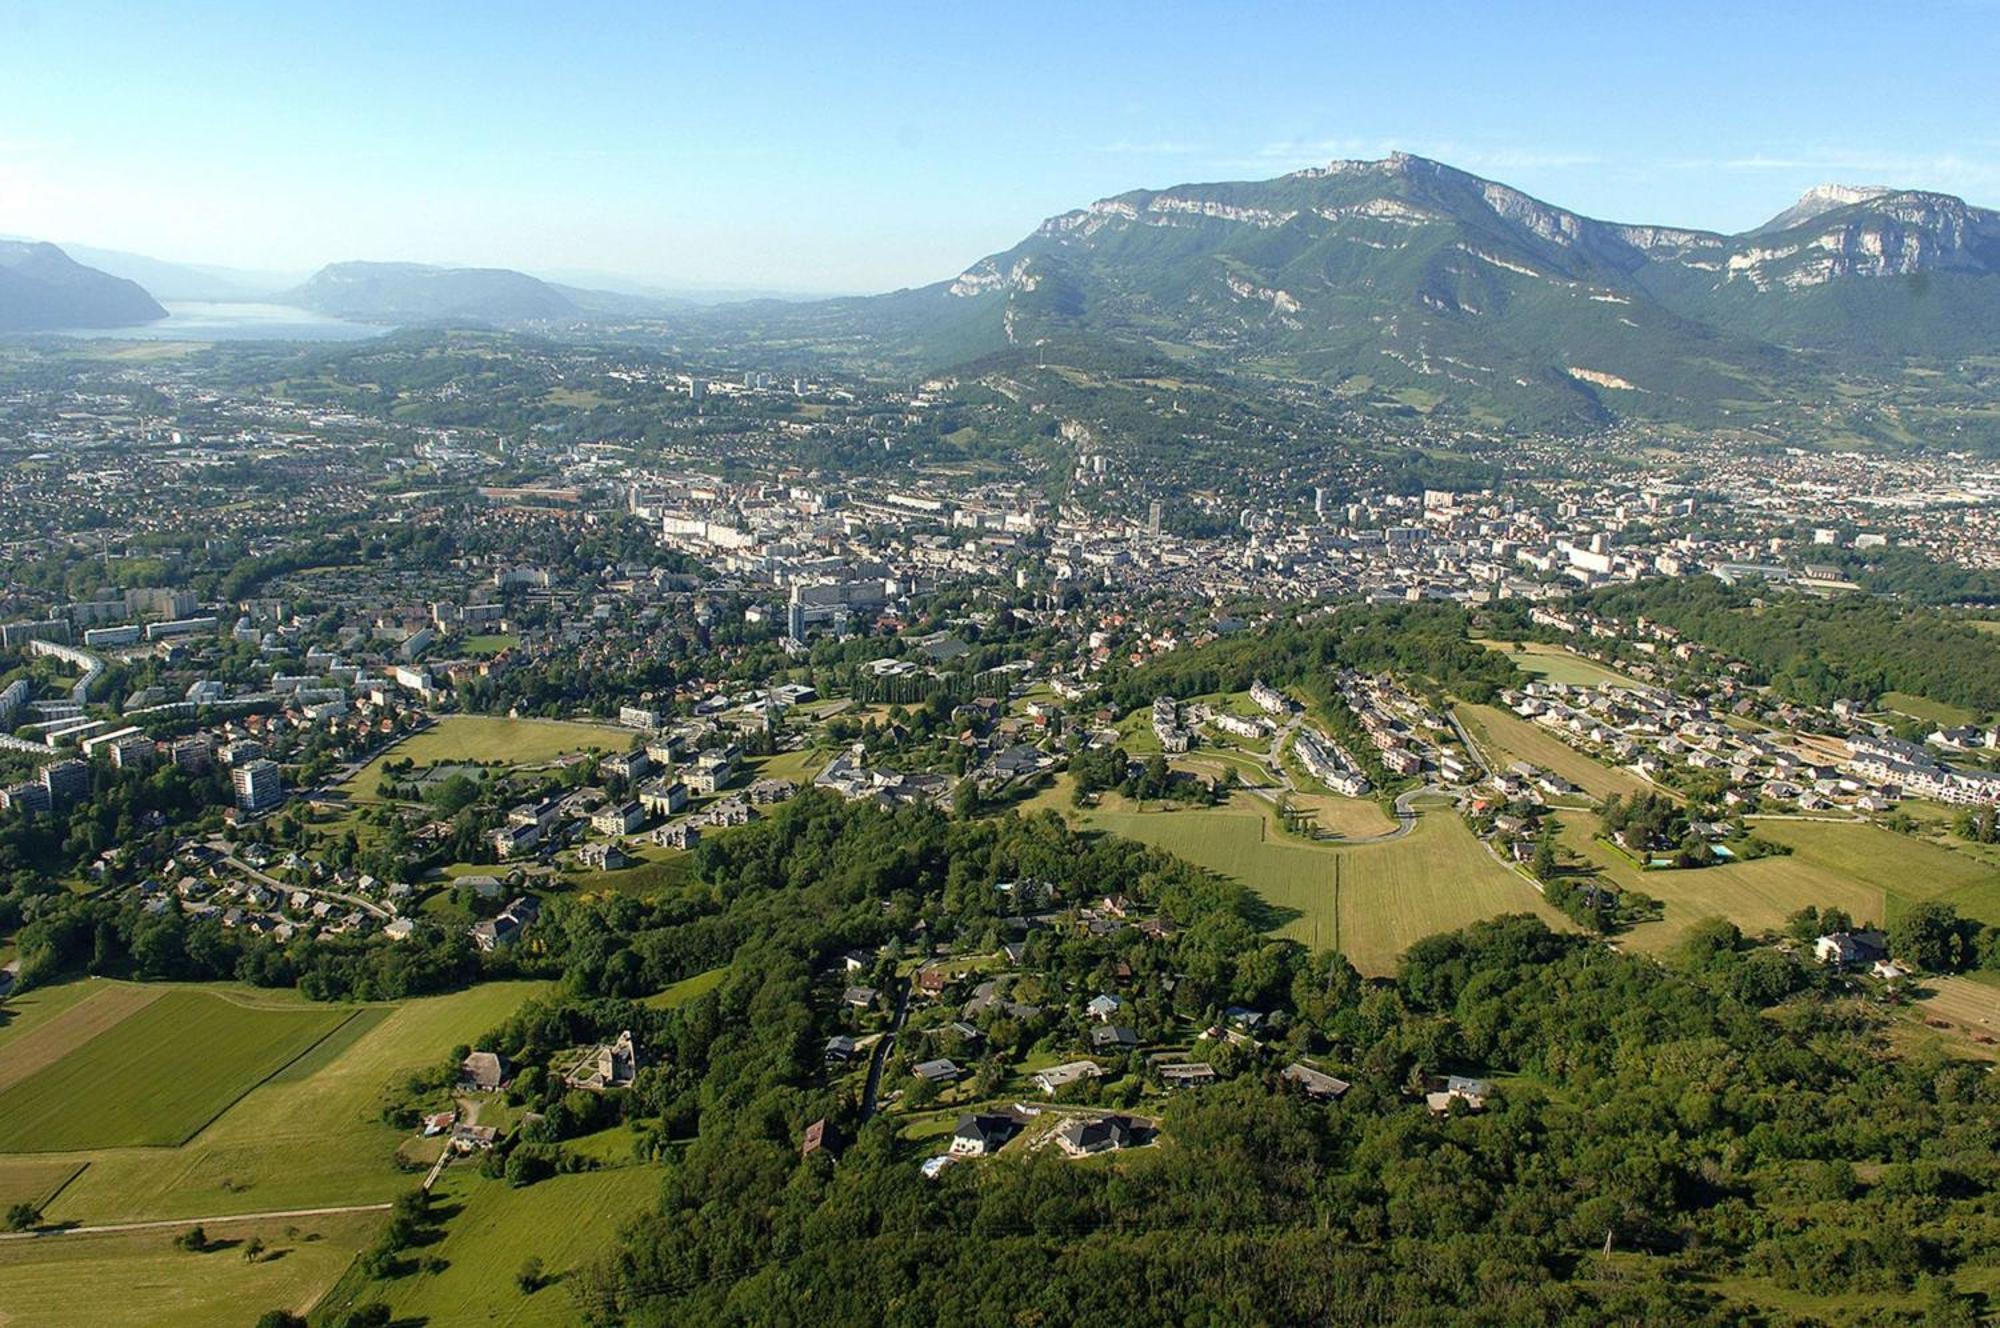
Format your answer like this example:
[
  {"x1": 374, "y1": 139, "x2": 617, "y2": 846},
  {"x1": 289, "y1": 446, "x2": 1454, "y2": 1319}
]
[{"x1": 4, "y1": 0, "x2": 1999, "y2": 294}]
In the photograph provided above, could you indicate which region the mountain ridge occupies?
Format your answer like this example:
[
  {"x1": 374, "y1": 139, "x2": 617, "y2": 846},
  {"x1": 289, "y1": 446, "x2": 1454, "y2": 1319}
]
[
  {"x1": 723, "y1": 152, "x2": 2000, "y2": 429},
  {"x1": 0, "y1": 241, "x2": 169, "y2": 332}
]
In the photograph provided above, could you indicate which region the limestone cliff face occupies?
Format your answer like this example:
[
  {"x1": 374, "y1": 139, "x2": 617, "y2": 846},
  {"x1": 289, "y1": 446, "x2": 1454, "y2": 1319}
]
[{"x1": 1721, "y1": 191, "x2": 2000, "y2": 289}]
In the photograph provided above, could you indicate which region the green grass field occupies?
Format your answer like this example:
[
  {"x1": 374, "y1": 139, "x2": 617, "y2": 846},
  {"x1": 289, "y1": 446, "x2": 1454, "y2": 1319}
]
[
  {"x1": 0, "y1": 989, "x2": 355, "y2": 1152},
  {"x1": 1083, "y1": 795, "x2": 1569, "y2": 973},
  {"x1": 1458, "y1": 703, "x2": 1657, "y2": 802},
  {"x1": 750, "y1": 747, "x2": 830, "y2": 784},
  {"x1": 1878, "y1": 691, "x2": 1976, "y2": 727},
  {"x1": 641, "y1": 967, "x2": 726, "y2": 1010},
  {"x1": 0, "y1": 983, "x2": 166, "y2": 1093},
  {"x1": 22, "y1": 981, "x2": 545, "y2": 1225},
  {"x1": 343, "y1": 715, "x2": 628, "y2": 804},
  {"x1": 1556, "y1": 814, "x2": 2000, "y2": 953},
  {"x1": 0, "y1": 978, "x2": 105, "y2": 1052},
  {"x1": 360, "y1": 1165, "x2": 663, "y2": 1327},
  {"x1": 0, "y1": 1210, "x2": 385, "y2": 1328},
  {"x1": 461, "y1": 632, "x2": 521, "y2": 657},
  {"x1": 1473, "y1": 640, "x2": 1641, "y2": 688},
  {"x1": 572, "y1": 845, "x2": 696, "y2": 898},
  {"x1": 0, "y1": 1157, "x2": 84, "y2": 1210}
]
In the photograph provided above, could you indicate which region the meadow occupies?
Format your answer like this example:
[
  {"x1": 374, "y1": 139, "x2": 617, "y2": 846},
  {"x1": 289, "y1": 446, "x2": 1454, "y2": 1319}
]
[
  {"x1": 749, "y1": 746, "x2": 831, "y2": 784},
  {"x1": 1878, "y1": 690, "x2": 1977, "y2": 727},
  {"x1": 0, "y1": 1209, "x2": 386, "y2": 1328},
  {"x1": 570, "y1": 843, "x2": 697, "y2": 898},
  {"x1": 341, "y1": 714, "x2": 629, "y2": 804},
  {"x1": 362, "y1": 1165, "x2": 664, "y2": 1327},
  {"x1": 11, "y1": 980, "x2": 545, "y2": 1225},
  {"x1": 1278, "y1": 790, "x2": 1399, "y2": 840},
  {"x1": 1554, "y1": 814, "x2": 2000, "y2": 954},
  {"x1": 1472, "y1": 640, "x2": 1641, "y2": 688},
  {"x1": 0, "y1": 1157, "x2": 83, "y2": 1210},
  {"x1": 1083, "y1": 794, "x2": 1568, "y2": 973},
  {"x1": 0, "y1": 987, "x2": 355, "y2": 1152},
  {"x1": 641, "y1": 966, "x2": 727, "y2": 1010}
]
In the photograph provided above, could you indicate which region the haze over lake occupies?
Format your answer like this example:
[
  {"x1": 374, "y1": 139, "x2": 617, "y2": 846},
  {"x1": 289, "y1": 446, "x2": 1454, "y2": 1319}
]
[{"x1": 60, "y1": 301, "x2": 386, "y2": 342}]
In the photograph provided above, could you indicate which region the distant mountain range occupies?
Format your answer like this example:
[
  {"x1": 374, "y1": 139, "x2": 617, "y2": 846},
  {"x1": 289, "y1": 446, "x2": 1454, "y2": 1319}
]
[
  {"x1": 705, "y1": 152, "x2": 2000, "y2": 427},
  {"x1": 7, "y1": 154, "x2": 1998, "y2": 430},
  {"x1": 283, "y1": 261, "x2": 586, "y2": 322},
  {"x1": 0, "y1": 241, "x2": 166, "y2": 332},
  {"x1": 54, "y1": 244, "x2": 304, "y2": 302},
  {"x1": 0, "y1": 249, "x2": 801, "y2": 331}
]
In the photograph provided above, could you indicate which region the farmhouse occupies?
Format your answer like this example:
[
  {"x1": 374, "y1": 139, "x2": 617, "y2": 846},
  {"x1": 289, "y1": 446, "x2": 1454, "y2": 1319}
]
[
  {"x1": 459, "y1": 1050, "x2": 510, "y2": 1092},
  {"x1": 1815, "y1": 930, "x2": 1888, "y2": 968}
]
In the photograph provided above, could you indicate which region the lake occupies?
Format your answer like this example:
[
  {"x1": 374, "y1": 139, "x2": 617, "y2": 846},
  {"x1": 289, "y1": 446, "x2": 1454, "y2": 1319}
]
[{"x1": 58, "y1": 301, "x2": 387, "y2": 342}]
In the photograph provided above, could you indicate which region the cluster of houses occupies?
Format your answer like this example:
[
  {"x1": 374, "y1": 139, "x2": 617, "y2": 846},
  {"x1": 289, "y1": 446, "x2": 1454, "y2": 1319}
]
[
  {"x1": 814, "y1": 745, "x2": 952, "y2": 807},
  {"x1": 1508, "y1": 680, "x2": 1827, "y2": 811},
  {"x1": 131, "y1": 840, "x2": 409, "y2": 943},
  {"x1": 1845, "y1": 731, "x2": 2000, "y2": 809},
  {"x1": 1506, "y1": 675, "x2": 2000, "y2": 816},
  {"x1": 1336, "y1": 670, "x2": 1466, "y2": 781},
  {"x1": 1291, "y1": 725, "x2": 1371, "y2": 798}
]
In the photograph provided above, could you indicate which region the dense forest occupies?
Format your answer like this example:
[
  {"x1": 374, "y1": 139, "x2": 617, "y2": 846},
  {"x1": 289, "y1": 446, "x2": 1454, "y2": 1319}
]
[
  {"x1": 356, "y1": 792, "x2": 2000, "y2": 1327},
  {"x1": 1577, "y1": 577, "x2": 2000, "y2": 715},
  {"x1": 1107, "y1": 602, "x2": 1522, "y2": 713}
]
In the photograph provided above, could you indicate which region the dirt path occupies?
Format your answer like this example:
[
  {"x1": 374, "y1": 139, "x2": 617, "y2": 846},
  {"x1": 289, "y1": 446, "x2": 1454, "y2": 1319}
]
[{"x1": 0, "y1": 1202, "x2": 393, "y2": 1242}]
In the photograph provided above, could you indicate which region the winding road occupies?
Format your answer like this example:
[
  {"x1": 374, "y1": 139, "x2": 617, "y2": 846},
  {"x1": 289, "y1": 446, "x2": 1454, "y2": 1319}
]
[
  {"x1": 858, "y1": 979, "x2": 912, "y2": 1121},
  {"x1": 219, "y1": 850, "x2": 394, "y2": 921}
]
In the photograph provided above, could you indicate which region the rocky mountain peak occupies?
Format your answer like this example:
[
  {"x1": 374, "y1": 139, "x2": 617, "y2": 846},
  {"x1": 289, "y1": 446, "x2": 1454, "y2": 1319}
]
[{"x1": 1757, "y1": 183, "x2": 1896, "y2": 233}]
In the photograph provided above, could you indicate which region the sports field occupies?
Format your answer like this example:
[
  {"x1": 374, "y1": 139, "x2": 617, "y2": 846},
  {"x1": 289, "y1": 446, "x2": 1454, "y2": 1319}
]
[
  {"x1": 1457, "y1": 703, "x2": 1657, "y2": 802},
  {"x1": 0, "y1": 987, "x2": 354, "y2": 1152},
  {"x1": 1084, "y1": 795, "x2": 1568, "y2": 973},
  {"x1": 11, "y1": 980, "x2": 544, "y2": 1225},
  {"x1": 366, "y1": 1165, "x2": 663, "y2": 1327},
  {"x1": 1473, "y1": 640, "x2": 1640, "y2": 688},
  {"x1": 461, "y1": 632, "x2": 521, "y2": 657},
  {"x1": 0, "y1": 1209, "x2": 384, "y2": 1328}
]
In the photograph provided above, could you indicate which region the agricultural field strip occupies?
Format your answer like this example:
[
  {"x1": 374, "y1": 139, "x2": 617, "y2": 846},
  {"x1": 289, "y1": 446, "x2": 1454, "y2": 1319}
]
[
  {"x1": 0, "y1": 983, "x2": 166, "y2": 1095},
  {"x1": 34, "y1": 980, "x2": 545, "y2": 1225},
  {"x1": 0, "y1": 991, "x2": 359, "y2": 1153}
]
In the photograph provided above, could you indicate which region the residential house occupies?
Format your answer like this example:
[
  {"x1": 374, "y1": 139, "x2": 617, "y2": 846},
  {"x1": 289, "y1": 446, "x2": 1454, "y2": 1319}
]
[
  {"x1": 949, "y1": 1113, "x2": 1018, "y2": 1157},
  {"x1": 1055, "y1": 1113, "x2": 1136, "y2": 1158}
]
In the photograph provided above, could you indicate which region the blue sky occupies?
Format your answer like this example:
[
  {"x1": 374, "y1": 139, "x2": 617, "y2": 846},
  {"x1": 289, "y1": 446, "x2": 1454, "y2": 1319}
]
[{"x1": 2, "y1": 0, "x2": 1997, "y2": 292}]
